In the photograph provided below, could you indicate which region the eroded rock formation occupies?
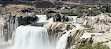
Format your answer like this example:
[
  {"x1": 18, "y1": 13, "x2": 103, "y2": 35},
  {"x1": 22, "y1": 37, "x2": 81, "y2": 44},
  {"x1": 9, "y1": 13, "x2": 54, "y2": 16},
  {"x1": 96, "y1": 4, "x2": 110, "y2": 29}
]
[
  {"x1": 92, "y1": 33, "x2": 111, "y2": 49},
  {"x1": 52, "y1": 13, "x2": 73, "y2": 22},
  {"x1": 0, "y1": 14, "x2": 37, "y2": 45}
]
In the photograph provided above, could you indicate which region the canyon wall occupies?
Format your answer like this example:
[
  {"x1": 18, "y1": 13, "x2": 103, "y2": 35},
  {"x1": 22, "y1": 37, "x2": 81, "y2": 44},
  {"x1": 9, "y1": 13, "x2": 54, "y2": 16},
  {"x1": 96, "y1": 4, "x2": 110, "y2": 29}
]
[
  {"x1": 1, "y1": 0, "x2": 111, "y2": 3},
  {"x1": 0, "y1": 14, "x2": 37, "y2": 45}
]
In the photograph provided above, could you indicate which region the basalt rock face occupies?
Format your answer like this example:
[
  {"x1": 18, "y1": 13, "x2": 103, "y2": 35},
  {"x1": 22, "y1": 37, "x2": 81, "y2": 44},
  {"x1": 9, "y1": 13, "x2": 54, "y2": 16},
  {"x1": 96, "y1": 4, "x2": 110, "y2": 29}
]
[
  {"x1": 0, "y1": 1, "x2": 56, "y2": 8},
  {"x1": 44, "y1": 22, "x2": 73, "y2": 40},
  {"x1": 0, "y1": 14, "x2": 18, "y2": 45},
  {"x1": 52, "y1": 13, "x2": 72, "y2": 22},
  {"x1": 0, "y1": 14, "x2": 37, "y2": 45},
  {"x1": 18, "y1": 16, "x2": 37, "y2": 26}
]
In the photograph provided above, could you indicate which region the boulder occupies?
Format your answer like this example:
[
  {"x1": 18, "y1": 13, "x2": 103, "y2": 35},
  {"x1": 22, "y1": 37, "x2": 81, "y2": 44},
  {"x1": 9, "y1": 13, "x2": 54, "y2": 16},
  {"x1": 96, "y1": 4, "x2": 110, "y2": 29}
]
[
  {"x1": 92, "y1": 33, "x2": 111, "y2": 49},
  {"x1": 52, "y1": 13, "x2": 71, "y2": 22},
  {"x1": 76, "y1": 18, "x2": 85, "y2": 24}
]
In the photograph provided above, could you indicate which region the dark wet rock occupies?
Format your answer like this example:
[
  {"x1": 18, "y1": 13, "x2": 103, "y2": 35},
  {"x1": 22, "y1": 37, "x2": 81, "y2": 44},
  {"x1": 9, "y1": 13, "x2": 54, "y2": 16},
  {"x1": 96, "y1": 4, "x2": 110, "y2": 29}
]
[
  {"x1": 52, "y1": 13, "x2": 70, "y2": 22},
  {"x1": 18, "y1": 16, "x2": 37, "y2": 25},
  {"x1": 21, "y1": 8, "x2": 33, "y2": 13},
  {"x1": 47, "y1": 11, "x2": 56, "y2": 13}
]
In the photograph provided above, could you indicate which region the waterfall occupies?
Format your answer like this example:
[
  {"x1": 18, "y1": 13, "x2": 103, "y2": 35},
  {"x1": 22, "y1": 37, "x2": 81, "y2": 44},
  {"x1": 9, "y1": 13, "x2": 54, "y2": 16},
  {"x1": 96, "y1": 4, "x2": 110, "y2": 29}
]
[
  {"x1": 36, "y1": 15, "x2": 53, "y2": 22},
  {"x1": 83, "y1": 20, "x2": 88, "y2": 25},
  {"x1": 56, "y1": 31, "x2": 70, "y2": 49},
  {"x1": 36, "y1": 15, "x2": 47, "y2": 22},
  {"x1": 10, "y1": 25, "x2": 49, "y2": 49}
]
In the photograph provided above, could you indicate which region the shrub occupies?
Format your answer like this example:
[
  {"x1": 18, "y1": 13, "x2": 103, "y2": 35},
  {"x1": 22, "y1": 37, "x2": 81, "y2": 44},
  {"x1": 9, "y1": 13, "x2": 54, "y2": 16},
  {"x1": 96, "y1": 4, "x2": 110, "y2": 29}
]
[
  {"x1": 74, "y1": 43, "x2": 110, "y2": 49},
  {"x1": 77, "y1": 14, "x2": 83, "y2": 18}
]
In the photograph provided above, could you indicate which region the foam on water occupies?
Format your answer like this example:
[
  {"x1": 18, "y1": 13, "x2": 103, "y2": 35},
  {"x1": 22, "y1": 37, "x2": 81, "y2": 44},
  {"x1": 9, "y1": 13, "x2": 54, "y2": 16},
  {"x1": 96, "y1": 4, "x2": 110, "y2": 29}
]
[
  {"x1": 56, "y1": 31, "x2": 70, "y2": 49},
  {"x1": 9, "y1": 25, "x2": 50, "y2": 49}
]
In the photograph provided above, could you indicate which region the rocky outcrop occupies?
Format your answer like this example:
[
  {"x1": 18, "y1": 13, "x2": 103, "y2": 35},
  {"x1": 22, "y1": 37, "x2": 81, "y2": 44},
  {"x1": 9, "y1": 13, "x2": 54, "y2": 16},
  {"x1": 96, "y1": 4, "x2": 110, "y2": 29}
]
[
  {"x1": 86, "y1": 13, "x2": 111, "y2": 32},
  {"x1": 44, "y1": 22, "x2": 75, "y2": 41},
  {"x1": 77, "y1": 18, "x2": 85, "y2": 24},
  {"x1": 44, "y1": 22, "x2": 66, "y2": 39},
  {"x1": 0, "y1": 14, "x2": 18, "y2": 45},
  {"x1": 92, "y1": 33, "x2": 111, "y2": 49},
  {"x1": 52, "y1": 13, "x2": 73, "y2": 22},
  {"x1": 18, "y1": 16, "x2": 37, "y2": 25},
  {"x1": 66, "y1": 29, "x2": 85, "y2": 48},
  {"x1": 44, "y1": 22, "x2": 86, "y2": 49},
  {"x1": 0, "y1": 14, "x2": 37, "y2": 45}
]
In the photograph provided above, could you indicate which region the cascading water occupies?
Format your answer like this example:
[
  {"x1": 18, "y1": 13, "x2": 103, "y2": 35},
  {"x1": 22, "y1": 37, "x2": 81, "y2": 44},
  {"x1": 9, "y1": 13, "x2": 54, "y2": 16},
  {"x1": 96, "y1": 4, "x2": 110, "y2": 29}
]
[
  {"x1": 1, "y1": 15, "x2": 80, "y2": 49},
  {"x1": 56, "y1": 27, "x2": 77, "y2": 49},
  {"x1": 9, "y1": 25, "x2": 50, "y2": 49},
  {"x1": 83, "y1": 20, "x2": 88, "y2": 25},
  {"x1": 36, "y1": 15, "x2": 47, "y2": 22},
  {"x1": 36, "y1": 15, "x2": 53, "y2": 22},
  {"x1": 56, "y1": 31, "x2": 70, "y2": 49}
]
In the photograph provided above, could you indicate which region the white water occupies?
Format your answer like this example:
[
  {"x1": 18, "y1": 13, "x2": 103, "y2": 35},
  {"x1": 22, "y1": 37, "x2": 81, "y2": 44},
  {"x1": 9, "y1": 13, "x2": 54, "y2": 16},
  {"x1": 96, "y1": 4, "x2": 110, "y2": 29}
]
[
  {"x1": 56, "y1": 31, "x2": 70, "y2": 49},
  {"x1": 74, "y1": 24, "x2": 85, "y2": 30},
  {"x1": 83, "y1": 20, "x2": 88, "y2": 25},
  {"x1": 56, "y1": 19, "x2": 87, "y2": 49},
  {"x1": 1, "y1": 16, "x2": 83, "y2": 49},
  {"x1": 36, "y1": 15, "x2": 47, "y2": 22},
  {"x1": 36, "y1": 15, "x2": 53, "y2": 22},
  {"x1": 56, "y1": 28, "x2": 76, "y2": 49},
  {"x1": 9, "y1": 25, "x2": 50, "y2": 49}
]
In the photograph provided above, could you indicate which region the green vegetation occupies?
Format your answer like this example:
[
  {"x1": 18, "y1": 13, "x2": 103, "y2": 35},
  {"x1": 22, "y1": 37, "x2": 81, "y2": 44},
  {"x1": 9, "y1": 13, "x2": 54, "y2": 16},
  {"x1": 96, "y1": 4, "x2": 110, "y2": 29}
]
[
  {"x1": 77, "y1": 14, "x2": 83, "y2": 18},
  {"x1": 100, "y1": 8, "x2": 106, "y2": 13},
  {"x1": 56, "y1": 4, "x2": 111, "y2": 16},
  {"x1": 61, "y1": 12, "x2": 76, "y2": 16},
  {"x1": 70, "y1": 5, "x2": 77, "y2": 9},
  {"x1": 99, "y1": 4, "x2": 111, "y2": 13},
  {"x1": 56, "y1": 6, "x2": 62, "y2": 10},
  {"x1": 74, "y1": 43, "x2": 110, "y2": 49}
]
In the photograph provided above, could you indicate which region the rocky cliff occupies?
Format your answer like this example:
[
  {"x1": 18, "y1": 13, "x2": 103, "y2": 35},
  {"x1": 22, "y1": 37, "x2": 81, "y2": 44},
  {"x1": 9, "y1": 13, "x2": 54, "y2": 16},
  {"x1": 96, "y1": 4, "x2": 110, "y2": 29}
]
[{"x1": 0, "y1": 14, "x2": 37, "y2": 45}]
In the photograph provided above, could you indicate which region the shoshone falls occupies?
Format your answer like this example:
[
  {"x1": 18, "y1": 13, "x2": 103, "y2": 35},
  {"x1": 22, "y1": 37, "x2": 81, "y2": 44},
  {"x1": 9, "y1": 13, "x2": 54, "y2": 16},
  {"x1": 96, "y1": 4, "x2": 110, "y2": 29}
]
[
  {"x1": 10, "y1": 26, "x2": 50, "y2": 49},
  {"x1": 4, "y1": 25, "x2": 70, "y2": 49},
  {"x1": 0, "y1": 1, "x2": 111, "y2": 49},
  {"x1": 1, "y1": 15, "x2": 72, "y2": 49},
  {"x1": 0, "y1": 13, "x2": 109, "y2": 49},
  {"x1": 0, "y1": 14, "x2": 90, "y2": 49}
]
